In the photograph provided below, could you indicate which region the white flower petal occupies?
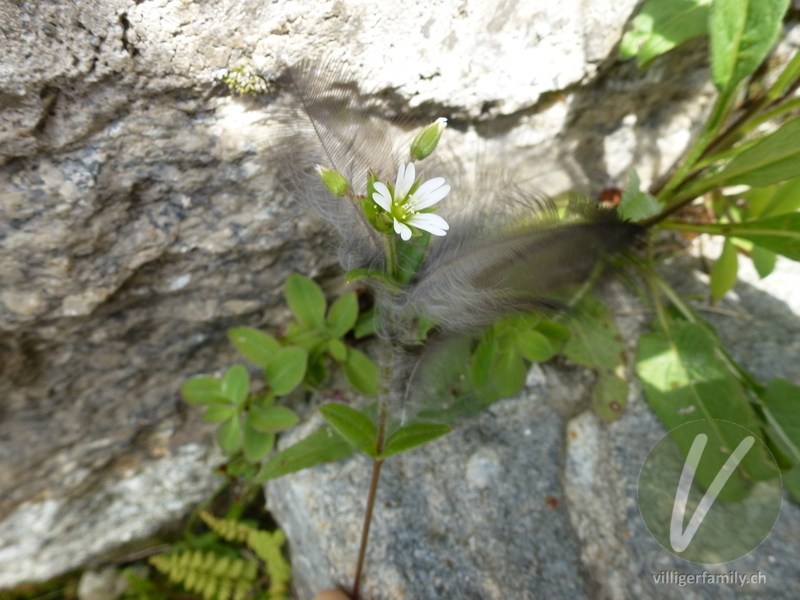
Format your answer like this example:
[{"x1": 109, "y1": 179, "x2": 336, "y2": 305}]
[
  {"x1": 395, "y1": 162, "x2": 415, "y2": 199},
  {"x1": 410, "y1": 179, "x2": 450, "y2": 210},
  {"x1": 407, "y1": 212, "x2": 449, "y2": 236},
  {"x1": 394, "y1": 218, "x2": 413, "y2": 241},
  {"x1": 372, "y1": 182, "x2": 392, "y2": 212}
]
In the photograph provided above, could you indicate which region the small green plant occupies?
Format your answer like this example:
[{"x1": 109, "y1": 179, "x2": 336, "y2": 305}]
[
  {"x1": 184, "y1": 3, "x2": 800, "y2": 595},
  {"x1": 149, "y1": 511, "x2": 290, "y2": 600}
]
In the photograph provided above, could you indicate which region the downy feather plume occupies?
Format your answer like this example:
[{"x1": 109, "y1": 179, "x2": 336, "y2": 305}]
[{"x1": 275, "y1": 57, "x2": 645, "y2": 332}]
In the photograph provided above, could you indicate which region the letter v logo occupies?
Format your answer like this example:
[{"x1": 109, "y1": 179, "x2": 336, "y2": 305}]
[{"x1": 670, "y1": 433, "x2": 755, "y2": 553}]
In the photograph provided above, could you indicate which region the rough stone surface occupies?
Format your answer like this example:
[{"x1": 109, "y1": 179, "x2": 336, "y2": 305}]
[{"x1": 2, "y1": 0, "x2": 798, "y2": 593}]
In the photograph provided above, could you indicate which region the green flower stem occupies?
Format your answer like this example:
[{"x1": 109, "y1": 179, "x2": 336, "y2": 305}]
[
  {"x1": 383, "y1": 234, "x2": 398, "y2": 281},
  {"x1": 764, "y1": 49, "x2": 800, "y2": 105}
]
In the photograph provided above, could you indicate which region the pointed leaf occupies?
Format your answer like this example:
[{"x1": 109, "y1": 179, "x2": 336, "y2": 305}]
[
  {"x1": 243, "y1": 426, "x2": 275, "y2": 462},
  {"x1": 247, "y1": 406, "x2": 300, "y2": 433},
  {"x1": 759, "y1": 378, "x2": 800, "y2": 467},
  {"x1": 218, "y1": 416, "x2": 243, "y2": 454},
  {"x1": 253, "y1": 426, "x2": 354, "y2": 482},
  {"x1": 285, "y1": 273, "x2": 327, "y2": 330},
  {"x1": 228, "y1": 327, "x2": 281, "y2": 368},
  {"x1": 621, "y1": 0, "x2": 711, "y2": 67},
  {"x1": 181, "y1": 376, "x2": 227, "y2": 405},
  {"x1": 751, "y1": 246, "x2": 777, "y2": 278},
  {"x1": 694, "y1": 213, "x2": 800, "y2": 261},
  {"x1": 318, "y1": 403, "x2": 378, "y2": 457},
  {"x1": 710, "y1": 238, "x2": 739, "y2": 302},
  {"x1": 265, "y1": 346, "x2": 308, "y2": 395},
  {"x1": 326, "y1": 292, "x2": 359, "y2": 338},
  {"x1": 620, "y1": 170, "x2": 662, "y2": 221},
  {"x1": 222, "y1": 365, "x2": 249, "y2": 405},
  {"x1": 761, "y1": 176, "x2": 800, "y2": 217},
  {"x1": 636, "y1": 320, "x2": 779, "y2": 500},
  {"x1": 343, "y1": 348, "x2": 380, "y2": 396},
  {"x1": 709, "y1": 0, "x2": 789, "y2": 91},
  {"x1": 380, "y1": 423, "x2": 452, "y2": 458},
  {"x1": 714, "y1": 119, "x2": 800, "y2": 188}
]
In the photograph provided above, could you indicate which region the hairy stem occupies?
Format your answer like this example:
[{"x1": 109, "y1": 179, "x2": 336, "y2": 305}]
[{"x1": 352, "y1": 458, "x2": 385, "y2": 600}]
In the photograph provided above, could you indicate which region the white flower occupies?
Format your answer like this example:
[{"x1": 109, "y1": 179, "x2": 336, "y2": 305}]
[{"x1": 372, "y1": 162, "x2": 450, "y2": 241}]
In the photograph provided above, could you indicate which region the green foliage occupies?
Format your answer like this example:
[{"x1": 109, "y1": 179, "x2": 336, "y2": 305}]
[
  {"x1": 149, "y1": 551, "x2": 257, "y2": 600},
  {"x1": 563, "y1": 297, "x2": 629, "y2": 422},
  {"x1": 319, "y1": 403, "x2": 379, "y2": 457},
  {"x1": 255, "y1": 425, "x2": 355, "y2": 482},
  {"x1": 709, "y1": 238, "x2": 739, "y2": 301},
  {"x1": 621, "y1": 0, "x2": 711, "y2": 67},
  {"x1": 216, "y1": 65, "x2": 271, "y2": 96},
  {"x1": 619, "y1": 171, "x2": 661, "y2": 221},
  {"x1": 150, "y1": 512, "x2": 290, "y2": 600}
]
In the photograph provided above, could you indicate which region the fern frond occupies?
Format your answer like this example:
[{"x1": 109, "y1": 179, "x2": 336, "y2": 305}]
[
  {"x1": 247, "y1": 530, "x2": 291, "y2": 600},
  {"x1": 200, "y1": 510, "x2": 252, "y2": 543},
  {"x1": 149, "y1": 550, "x2": 258, "y2": 600}
]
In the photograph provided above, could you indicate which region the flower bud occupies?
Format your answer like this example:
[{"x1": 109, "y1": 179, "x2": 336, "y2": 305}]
[
  {"x1": 316, "y1": 165, "x2": 349, "y2": 196},
  {"x1": 410, "y1": 117, "x2": 447, "y2": 161}
]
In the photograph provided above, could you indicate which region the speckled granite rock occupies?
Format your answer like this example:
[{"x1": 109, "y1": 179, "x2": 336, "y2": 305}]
[{"x1": 3, "y1": 0, "x2": 797, "y2": 592}]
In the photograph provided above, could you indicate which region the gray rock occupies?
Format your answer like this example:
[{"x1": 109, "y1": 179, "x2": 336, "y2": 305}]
[{"x1": 3, "y1": 0, "x2": 797, "y2": 592}]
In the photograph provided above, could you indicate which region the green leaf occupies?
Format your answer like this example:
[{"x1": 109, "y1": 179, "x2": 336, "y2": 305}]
[
  {"x1": 491, "y1": 348, "x2": 527, "y2": 398},
  {"x1": 710, "y1": 238, "x2": 739, "y2": 302},
  {"x1": 563, "y1": 296, "x2": 626, "y2": 372},
  {"x1": 759, "y1": 378, "x2": 800, "y2": 467},
  {"x1": 343, "y1": 348, "x2": 380, "y2": 396},
  {"x1": 621, "y1": 0, "x2": 711, "y2": 66},
  {"x1": 709, "y1": 0, "x2": 789, "y2": 91},
  {"x1": 327, "y1": 338, "x2": 348, "y2": 362},
  {"x1": 265, "y1": 347, "x2": 308, "y2": 395},
  {"x1": 593, "y1": 373, "x2": 628, "y2": 422},
  {"x1": 761, "y1": 176, "x2": 800, "y2": 217},
  {"x1": 535, "y1": 321, "x2": 571, "y2": 350},
  {"x1": 619, "y1": 170, "x2": 662, "y2": 221},
  {"x1": 180, "y1": 376, "x2": 226, "y2": 405},
  {"x1": 326, "y1": 292, "x2": 358, "y2": 338},
  {"x1": 380, "y1": 423, "x2": 452, "y2": 459},
  {"x1": 517, "y1": 330, "x2": 554, "y2": 362},
  {"x1": 202, "y1": 404, "x2": 236, "y2": 423},
  {"x1": 247, "y1": 406, "x2": 300, "y2": 433},
  {"x1": 222, "y1": 365, "x2": 249, "y2": 406},
  {"x1": 318, "y1": 403, "x2": 378, "y2": 457},
  {"x1": 228, "y1": 327, "x2": 281, "y2": 368},
  {"x1": 283, "y1": 322, "x2": 326, "y2": 353},
  {"x1": 354, "y1": 306, "x2": 378, "y2": 339},
  {"x1": 344, "y1": 268, "x2": 397, "y2": 288},
  {"x1": 218, "y1": 416, "x2": 244, "y2": 454},
  {"x1": 715, "y1": 119, "x2": 800, "y2": 188},
  {"x1": 243, "y1": 426, "x2": 275, "y2": 462},
  {"x1": 636, "y1": 320, "x2": 779, "y2": 500},
  {"x1": 285, "y1": 273, "x2": 327, "y2": 330},
  {"x1": 471, "y1": 336, "x2": 500, "y2": 403},
  {"x1": 751, "y1": 246, "x2": 777, "y2": 278},
  {"x1": 254, "y1": 426, "x2": 355, "y2": 482},
  {"x1": 693, "y1": 213, "x2": 800, "y2": 261}
]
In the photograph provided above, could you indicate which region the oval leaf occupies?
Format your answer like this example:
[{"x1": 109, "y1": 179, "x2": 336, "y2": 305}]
[
  {"x1": 218, "y1": 416, "x2": 243, "y2": 454},
  {"x1": 491, "y1": 348, "x2": 527, "y2": 398},
  {"x1": 327, "y1": 338, "x2": 348, "y2": 362},
  {"x1": 266, "y1": 346, "x2": 308, "y2": 395},
  {"x1": 222, "y1": 365, "x2": 249, "y2": 405},
  {"x1": 181, "y1": 376, "x2": 226, "y2": 405},
  {"x1": 285, "y1": 273, "x2": 327, "y2": 330},
  {"x1": 326, "y1": 292, "x2": 359, "y2": 338},
  {"x1": 710, "y1": 0, "x2": 788, "y2": 91},
  {"x1": 343, "y1": 348, "x2": 380, "y2": 396},
  {"x1": 517, "y1": 330, "x2": 554, "y2": 362},
  {"x1": 228, "y1": 327, "x2": 281, "y2": 368},
  {"x1": 243, "y1": 426, "x2": 275, "y2": 462},
  {"x1": 254, "y1": 426, "x2": 354, "y2": 482},
  {"x1": 247, "y1": 406, "x2": 300, "y2": 433},
  {"x1": 380, "y1": 423, "x2": 451, "y2": 459},
  {"x1": 202, "y1": 405, "x2": 236, "y2": 423},
  {"x1": 710, "y1": 239, "x2": 739, "y2": 302},
  {"x1": 318, "y1": 403, "x2": 378, "y2": 457},
  {"x1": 751, "y1": 246, "x2": 777, "y2": 279}
]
